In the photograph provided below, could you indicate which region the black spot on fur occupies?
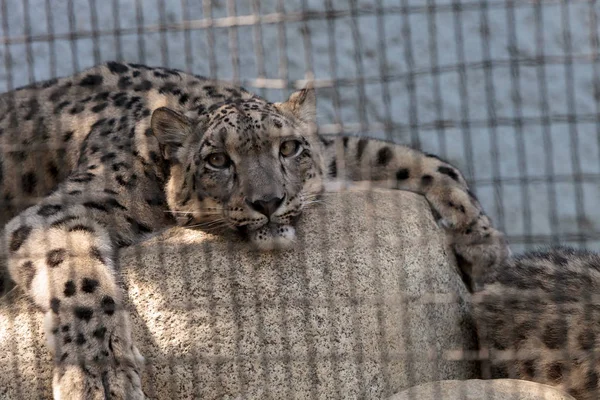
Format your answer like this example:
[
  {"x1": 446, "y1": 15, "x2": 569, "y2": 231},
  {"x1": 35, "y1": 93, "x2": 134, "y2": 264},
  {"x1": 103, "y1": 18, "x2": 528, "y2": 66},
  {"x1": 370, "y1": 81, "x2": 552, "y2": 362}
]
[
  {"x1": 61, "y1": 325, "x2": 70, "y2": 332},
  {"x1": 437, "y1": 165, "x2": 460, "y2": 182},
  {"x1": 421, "y1": 175, "x2": 433, "y2": 186},
  {"x1": 83, "y1": 202, "x2": 108, "y2": 212},
  {"x1": 513, "y1": 322, "x2": 535, "y2": 347},
  {"x1": 50, "y1": 216, "x2": 78, "y2": 228},
  {"x1": 93, "y1": 326, "x2": 107, "y2": 340},
  {"x1": 47, "y1": 249, "x2": 67, "y2": 268},
  {"x1": 49, "y1": 87, "x2": 69, "y2": 102},
  {"x1": 63, "y1": 335, "x2": 72, "y2": 344},
  {"x1": 38, "y1": 204, "x2": 62, "y2": 217},
  {"x1": 47, "y1": 162, "x2": 60, "y2": 179},
  {"x1": 129, "y1": 62, "x2": 151, "y2": 70},
  {"x1": 90, "y1": 247, "x2": 105, "y2": 264},
  {"x1": 522, "y1": 360, "x2": 536, "y2": 379},
  {"x1": 104, "y1": 189, "x2": 118, "y2": 195},
  {"x1": 75, "y1": 333, "x2": 86, "y2": 345},
  {"x1": 159, "y1": 82, "x2": 179, "y2": 95},
  {"x1": 54, "y1": 101, "x2": 70, "y2": 114},
  {"x1": 111, "y1": 162, "x2": 128, "y2": 172},
  {"x1": 23, "y1": 98, "x2": 39, "y2": 120},
  {"x1": 396, "y1": 168, "x2": 410, "y2": 181},
  {"x1": 9, "y1": 151, "x2": 26, "y2": 162},
  {"x1": 94, "y1": 92, "x2": 110, "y2": 102},
  {"x1": 69, "y1": 104, "x2": 84, "y2": 114},
  {"x1": 112, "y1": 92, "x2": 128, "y2": 107},
  {"x1": 100, "y1": 152, "x2": 116, "y2": 162},
  {"x1": 74, "y1": 307, "x2": 94, "y2": 322},
  {"x1": 579, "y1": 330, "x2": 595, "y2": 350},
  {"x1": 134, "y1": 80, "x2": 153, "y2": 91},
  {"x1": 81, "y1": 278, "x2": 99, "y2": 294},
  {"x1": 21, "y1": 261, "x2": 36, "y2": 290},
  {"x1": 50, "y1": 298, "x2": 61, "y2": 314},
  {"x1": 10, "y1": 225, "x2": 32, "y2": 252},
  {"x1": 64, "y1": 280, "x2": 76, "y2": 297},
  {"x1": 67, "y1": 224, "x2": 93, "y2": 235},
  {"x1": 114, "y1": 235, "x2": 132, "y2": 247},
  {"x1": 547, "y1": 362, "x2": 564, "y2": 383},
  {"x1": 586, "y1": 370, "x2": 599, "y2": 391},
  {"x1": 90, "y1": 118, "x2": 108, "y2": 131},
  {"x1": 376, "y1": 147, "x2": 394, "y2": 166},
  {"x1": 105, "y1": 198, "x2": 127, "y2": 211},
  {"x1": 22, "y1": 172, "x2": 37, "y2": 194},
  {"x1": 356, "y1": 138, "x2": 368, "y2": 161},
  {"x1": 80, "y1": 74, "x2": 103, "y2": 87},
  {"x1": 106, "y1": 61, "x2": 129, "y2": 74},
  {"x1": 118, "y1": 76, "x2": 133, "y2": 90},
  {"x1": 146, "y1": 195, "x2": 167, "y2": 207},
  {"x1": 328, "y1": 159, "x2": 337, "y2": 178},
  {"x1": 126, "y1": 216, "x2": 153, "y2": 235},
  {"x1": 101, "y1": 296, "x2": 116, "y2": 315},
  {"x1": 91, "y1": 102, "x2": 108, "y2": 113},
  {"x1": 116, "y1": 174, "x2": 137, "y2": 188},
  {"x1": 60, "y1": 352, "x2": 69, "y2": 362},
  {"x1": 69, "y1": 173, "x2": 95, "y2": 183},
  {"x1": 149, "y1": 151, "x2": 160, "y2": 163},
  {"x1": 542, "y1": 320, "x2": 568, "y2": 349}
]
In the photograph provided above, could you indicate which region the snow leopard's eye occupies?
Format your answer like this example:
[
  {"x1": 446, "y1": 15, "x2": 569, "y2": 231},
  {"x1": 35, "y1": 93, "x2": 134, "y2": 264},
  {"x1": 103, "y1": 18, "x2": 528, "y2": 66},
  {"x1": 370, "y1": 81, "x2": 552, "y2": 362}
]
[
  {"x1": 280, "y1": 140, "x2": 302, "y2": 158},
  {"x1": 206, "y1": 153, "x2": 231, "y2": 170}
]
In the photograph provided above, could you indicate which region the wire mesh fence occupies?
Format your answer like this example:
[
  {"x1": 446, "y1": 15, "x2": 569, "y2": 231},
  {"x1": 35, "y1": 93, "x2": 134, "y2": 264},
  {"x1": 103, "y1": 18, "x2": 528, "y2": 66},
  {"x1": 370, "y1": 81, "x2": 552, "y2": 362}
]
[
  {"x1": 0, "y1": 0, "x2": 599, "y2": 399},
  {"x1": 2, "y1": 0, "x2": 600, "y2": 252}
]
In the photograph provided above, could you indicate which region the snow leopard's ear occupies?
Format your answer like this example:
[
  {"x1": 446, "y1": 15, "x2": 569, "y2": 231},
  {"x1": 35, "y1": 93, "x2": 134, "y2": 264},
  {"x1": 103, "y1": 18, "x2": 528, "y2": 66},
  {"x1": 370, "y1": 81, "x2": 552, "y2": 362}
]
[
  {"x1": 276, "y1": 86, "x2": 316, "y2": 125},
  {"x1": 151, "y1": 107, "x2": 192, "y2": 162}
]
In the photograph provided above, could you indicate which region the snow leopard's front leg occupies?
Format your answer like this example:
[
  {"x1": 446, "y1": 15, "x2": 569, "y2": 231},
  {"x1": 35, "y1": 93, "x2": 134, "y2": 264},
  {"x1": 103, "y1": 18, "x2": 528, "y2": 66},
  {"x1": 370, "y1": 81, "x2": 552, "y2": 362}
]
[
  {"x1": 322, "y1": 136, "x2": 510, "y2": 290},
  {"x1": 4, "y1": 197, "x2": 145, "y2": 399}
]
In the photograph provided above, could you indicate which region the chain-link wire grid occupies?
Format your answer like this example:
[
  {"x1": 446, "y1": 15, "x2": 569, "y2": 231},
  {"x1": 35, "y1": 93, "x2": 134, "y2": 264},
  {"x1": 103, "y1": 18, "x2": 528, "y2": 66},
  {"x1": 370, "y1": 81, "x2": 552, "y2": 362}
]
[{"x1": 0, "y1": 0, "x2": 599, "y2": 399}]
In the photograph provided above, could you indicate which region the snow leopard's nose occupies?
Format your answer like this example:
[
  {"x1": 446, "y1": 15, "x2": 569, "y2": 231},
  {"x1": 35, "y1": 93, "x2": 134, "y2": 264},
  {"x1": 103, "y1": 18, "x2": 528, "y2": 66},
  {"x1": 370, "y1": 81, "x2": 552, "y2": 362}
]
[{"x1": 246, "y1": 195, "x2": 284, "y2": 218}]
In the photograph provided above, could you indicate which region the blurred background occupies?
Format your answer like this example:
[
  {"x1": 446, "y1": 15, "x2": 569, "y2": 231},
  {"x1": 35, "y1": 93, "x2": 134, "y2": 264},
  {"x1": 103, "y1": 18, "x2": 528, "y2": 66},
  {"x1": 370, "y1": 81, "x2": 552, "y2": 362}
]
[{"x1": 1, "y1": 0, "x2": 599, "y2": 253}]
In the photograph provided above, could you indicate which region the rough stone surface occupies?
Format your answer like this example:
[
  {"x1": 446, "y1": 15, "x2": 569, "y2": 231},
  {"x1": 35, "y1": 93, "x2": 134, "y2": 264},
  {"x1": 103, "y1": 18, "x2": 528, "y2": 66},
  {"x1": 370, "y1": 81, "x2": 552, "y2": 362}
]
[
  {"x1": 390, "y1": 379, "x2": 575, "y2": 400},
  {"x1": 0, "y1": 190, "x2": 477, "y2": 399}
]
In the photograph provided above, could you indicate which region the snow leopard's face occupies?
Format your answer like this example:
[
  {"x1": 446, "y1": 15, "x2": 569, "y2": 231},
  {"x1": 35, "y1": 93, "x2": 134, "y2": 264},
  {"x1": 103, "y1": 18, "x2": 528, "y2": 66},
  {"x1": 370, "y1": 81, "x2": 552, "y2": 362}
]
[{"x1": 152, "y1": 89, "x2": 324, "y2": 250}]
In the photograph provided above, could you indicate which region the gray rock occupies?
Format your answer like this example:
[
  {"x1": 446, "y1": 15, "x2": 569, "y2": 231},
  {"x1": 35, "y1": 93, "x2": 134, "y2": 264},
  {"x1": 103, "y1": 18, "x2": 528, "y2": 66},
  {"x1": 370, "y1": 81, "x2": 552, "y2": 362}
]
[
  {"x1": 0, "y1": 189, "x2": 477, "y2": 399},
  {"x1": 389, "y1": 379, "x2": 575, "y2": 400}
]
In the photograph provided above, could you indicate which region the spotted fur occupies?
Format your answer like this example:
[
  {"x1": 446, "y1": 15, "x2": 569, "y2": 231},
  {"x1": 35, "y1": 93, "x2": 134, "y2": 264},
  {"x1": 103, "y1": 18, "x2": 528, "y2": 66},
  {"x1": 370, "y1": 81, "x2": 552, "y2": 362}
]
[
  {"x1": 0, "y1": 62, "x2": 508, "y2": 398},
  {"x1": 474, "y1": 247, "x2": 600, "y2": 400}
]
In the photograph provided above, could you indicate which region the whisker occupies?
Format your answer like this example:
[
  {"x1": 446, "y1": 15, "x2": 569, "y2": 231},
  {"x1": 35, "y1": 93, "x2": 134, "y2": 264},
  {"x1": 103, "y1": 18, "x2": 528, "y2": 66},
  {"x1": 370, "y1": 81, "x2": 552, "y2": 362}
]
[
  {"x1": 165, "y1": 209, "x2": 225, "y2": 215},
  {"x1": 301, "y1": 200, "x2": 328, "y2": 210},
  {"x1": 185, "y1": 219, "x2": 230, "y2": 230}
]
